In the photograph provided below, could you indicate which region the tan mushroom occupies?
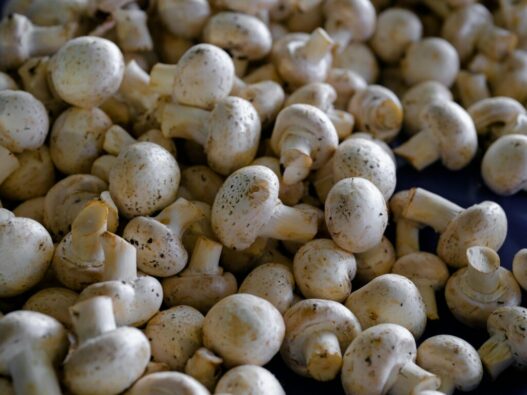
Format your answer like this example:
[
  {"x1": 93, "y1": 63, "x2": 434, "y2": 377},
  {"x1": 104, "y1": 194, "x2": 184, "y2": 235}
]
[
  {"x1": 215, "y1": 365, "x2": 285, "y2": 395},
  {"x1": 23, "y1": 287, "x2": 79, "y2": 327},
  {"x1": 354, "y1": 236, "x2": 396, "y2": 283},
  {"x1": 127, "y1": 372, "x2": 210, "y2": 395}
]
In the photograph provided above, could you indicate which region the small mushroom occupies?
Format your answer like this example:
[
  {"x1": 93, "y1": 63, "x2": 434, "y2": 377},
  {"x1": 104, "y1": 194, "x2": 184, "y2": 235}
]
[
  {"x1": 127, "y1": 372, "x2": 210, "y2": 395},
  {"x1": 513, "y1": 249, "x2": 527, "y2": 290},
  {"x1": 354, "y1": 236, "x2": 396, "y2": 283},
  {"x1": 23, "y1": 287, "x2": 79, "y2": 327},
  {"x1": 0, "y1": 208, "x2": 54, "y2": 297},
  {"x1": 113, "y1": 5, "x2": 153, "y2": 52},
  {"x1": 445, "y1": 246, "x2": 521, "y2": 327},
  {"x1": 417, "y1": 335, "x2": 483, "y2": 394},
  {"x1": 64, "y1": 296, "x2": 151, "y2": 395},
  {"x1": 185, "y1": 347, "x2": 223, "y2": 391},
  {"x1": 211, "y1": 165, "x2": 319, "y2": 250},
  {"x1": 325, "y1": 177, "x2": 388, "y2": 253},
  {"x1": 50, "y1": 36, "x2": 125, "y2": 109},
  {"x1": 455, "y1": 70, "x2": 490, "y2": 109},
  {"x1": 103, "y1": 125, "x2": 177, "y2": 158},
  {"x1": 325, "y1": 68, "x2": 367, "y2": 110},
  {"x1": 13, "y1": 196, "x2": 45, "y2": 224},
  {"x1": 293, "y1": 239, "x2": 356, "y2": 302},
  {"x1": 478, "y1": 306, "x2": 527, "y2": 379},
  {"x1": 395, "y1": 100, "x2": 478, "y2": 171},
  {"x1": 203, "y1": 294, "x2": 284, "y2": 367},
  {"x1": 118, "y1": 61, "x2": 160, "y2": 115},
  {"x1": 179, "y1": 166, "x2": 224, "y2": 206},
  {"x1": 157, "y1": 0, "x2": 211, "y2": 39},
  {"x1": 341, "y1": 323, "x2": 440, "y2": 395},
  {"x1": 333, "y1": 43, "x2": 379, "y2": 84},
  {"x1": 215, "y1": 365, "x2": 285, "y2": 395}
]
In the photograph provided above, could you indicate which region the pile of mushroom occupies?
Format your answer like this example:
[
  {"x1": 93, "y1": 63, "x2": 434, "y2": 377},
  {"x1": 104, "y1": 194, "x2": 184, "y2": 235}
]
[{"x1": 2, "y1": 0, "x2": 527, "y2": 394}]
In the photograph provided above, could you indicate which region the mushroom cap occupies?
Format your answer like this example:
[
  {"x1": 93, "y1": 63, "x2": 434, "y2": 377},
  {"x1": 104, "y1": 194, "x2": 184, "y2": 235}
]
[
  {"x1": 467, "y1": 97, "x2": 525, "y2": 138},
  {"x1": 0, "y1": 211, "x2": 54, "y2": 297},
  {"x1": 0, "y1": 90, "x2": 49, "y2": 153},
  {"x1": 332, "y1": 137, "x2": 396, "y2": 201},
  {"x1": 341, "y1": 323, "x2": 417, "y2": 395},
  {"x1": 145, "y1": 306, "x2": 204, "y2": 371},
  {"x1": 285, "y1": 82, "x2": 336, "y2": 112},
  {"x1": 417, "y1": 335, "x2": 483, "y2": 392},
  {"x1": 271, "y1": 104, "x2": 338, "y2": 170},
  {"x1": 64, "y1": 326, "x2": 151, "y2": 395},
  {"x1": 345, "y1": 273, "x2": 427, "y2": 338},
  {"x1": 173, "y1": 44, "x2": 234, "y2": 109},
  {"x1": 355, "y1": 236, "x2": 396, "y2": 283},
  {"x1": 203, "y1": 293, "x2": 285, "y2": 367},
  {"x1": 211, "y1": 165, "x2": 279, "y2": 250},
  {"x1": 482, "y1": 134, "x2": 527, "y2": 195},
  {"x1": 109, "y1": 142, "x2": 180, "y2": 218},
  {"x1": 486, "y1": 306, "x2": 527, "y2": 368},
  {"x1": 127, "y1": 371, "x2": 210, "y2": 395},
  {"x1": 437, "y1": 201, "x2": 507, "y2": 267},
  {"x1": 180, "y1": 166, "x2": 224, "y2": 206},
  {"x1": 392, "y1": 252, "x2": 449, "y2": 290},
  {"x1": 0, "y1": 310, "x2": 68, "y2": 374},
  {"x1": 325, "y1": 177, "x2": 388, "y2": 253},
  {"x1": 281, "y1": 299, "x2": 361, "y2": 377},
  {"x1": 323, "y1": 0, "x2": 376, "y2": 44},
  {"x1": 215, "y1": 365, "x2": 285, "y2": 395},
  {"x1": 50, "y1": 36, "x2": 125, "y2": 108},
  {"x1": 203, "y1": 12, "x2": 272, "y2": 60},
  {"x1": 205, "y1": 97, "x2": 261, "y2": 175},
  {"x1": 50, "y1": 106, "x2": 112, "y2": 174},
  {"x1": 23, "y1": 287, "x2": 79, "y2": 327},
  {"x1": 333, "y1": 43, "x2": 379, "y2": 84},
  {"x1": 293, "y1": 239, "x2": 356, "y2": 302},
  {"x1": 157, "y1": 0, "x2": 211, "y2": 39}
]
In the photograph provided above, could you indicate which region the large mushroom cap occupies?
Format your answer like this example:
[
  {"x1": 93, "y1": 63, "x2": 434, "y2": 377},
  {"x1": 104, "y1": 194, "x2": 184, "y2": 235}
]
[
  {"x1": 127, "y1": 371, "x2": 210, "y2": 395},
  {"x1": 215, "y1": 365, "x2": 285, "y2": 395}
]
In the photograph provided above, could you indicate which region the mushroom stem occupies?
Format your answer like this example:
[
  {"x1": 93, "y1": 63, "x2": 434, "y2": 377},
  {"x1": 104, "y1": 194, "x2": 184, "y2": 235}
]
[
  {"x1": 416, "y1": 284, "x2": 439, "y2": 321},
  {"x1": 0, "y1": 145, "x2": 19, "y2": 185},
  {"x1": 297, "y1": 28, "x2": 334, "y2": 63},
  {"x1": 390, "y1": 361, "x2": 441, "y2": 395},
  {"x1": 304, "y1": 331, "x2": 342, "y2": 381},
  {"x1": 465, "y1": 247, "x2": 500, "y2": 295},
  {"x1": 394, "y1": 129, "x2": 441, "y2": 171},
  {"x1": 149, "y1": 63, "x2": 177, "y2": 96},
  {"x1": 103, "y1": 125, "x2": 136, "y2": 156},
  {"x1": 71, "y1": 201, "x2": 108, "y2": 262},
  {"x1": 280, "y1": 131, "x2": 314, "y2": 185},
  {"x1": 185, "y1": 237, "x2": 223, "y2": 276},
  {"x1": 101, "y1": 232, "x2": 137, "y2": 282},
  {"x1": 478, "y1": 333, "x2": 512, "y2": 380},
  {"x1": 396, "y1": 219, "x2": 420, "y2": 257},
  {"x1": 313, "y1": 158, "x2": 334, "y2": 201},
  {"x1": 185, "y1": 347, "x2": 223, "y2": 392},
  {"x1": 325, "y1": 27, "x2": 353, "y2": 50},
  {"x1": 403, "y1": 188, "x2": 463, "y2": 233},
  {"x1": 9, "y1": 347, "x2": 62, "y2": 395},
  {"x1": 156, "y1": 198, "x2": 206, "y2": 239},
  {"x1": 260, "y1": 204, "x2": 318, "y2": 243},
  {"x1": 160, "y1": 103, "x2": 209, "y2": 146},
  {"x1": 70, "y1": 296, "x2": 116, "y2": 344},
  {"x1": 31, "y1": 24, "x2": 75, "y2": 58}
]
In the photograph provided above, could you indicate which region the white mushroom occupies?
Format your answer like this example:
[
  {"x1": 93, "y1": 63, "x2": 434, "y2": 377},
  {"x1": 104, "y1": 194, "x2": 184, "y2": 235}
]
[
  {"x1": 215, "y1": 365, "x2": 285, "y2": 395},
  {"x1": 13, "y1": 196, "x2": 45, "y2": 224},
  {"x1": 185, "y1": 347, "x2": 223, "y2": 391},
  {"x1": 455, "y1": 70, "x2": 490, "y2": 109},
  {"x1": 333, "y1": 43, "x2": 379, "y2": 84},
  {"x1": 157, "y1": 0, "x2": 211, "y2": 39},
  {"x1": 179, "y1": 166, "x2": 224, "y2": 206},
  {"x1": 23, "y1": 287, "x2": 79, "y2": 327},
  {"x1": 127, "y1": 372, "x2": 210, "y2": 395},
  {"x1": 354, "y1": 236, "x2": 396, "y2": 283},
  {"x1": 325, "y1": 68, "x2": 367, "y2": 110},
  {"x1": 113, "y1": 4, "x2": 153, "y2": 52}
]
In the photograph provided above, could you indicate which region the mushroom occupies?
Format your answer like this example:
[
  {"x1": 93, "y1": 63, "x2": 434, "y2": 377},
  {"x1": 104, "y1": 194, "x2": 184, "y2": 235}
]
[
  {"x1": 109, "y1": 141, "x2": 180, "y2": 218},
  {"x1": 203, "y1": 293, "x2": 285, "y2": 367},
  {"x1": 482, "y1": 134, "x2": 527, "y2": 195},
  {"x1": 211, "y1": 165, "x2": 319, "y2": 250},
  {"x1": 239, "y1": 263, "x2": 295, "y2": 314},
  {"x1": 325, "y1": 177, "x2": 388, "y2": 253},
  {"x1": 341, "y1": 323, "x2": 440, "y2": 395},
  {"x1": 417, "y1": 335, "x2": 483, "y2": 394},
  {"x1": 118, "y1": 61, "x2": 161, "y2": 115},
  {"x1": 348, "y1": 84, "x2": 403, "y2": 142},
  {"x1": 157, "y1": 0, "x2": 211, "y2": 39},
  {"x1": 50, "y1": 36, "x2": 125, "y2": 109},
  {"x1": 0, "y1": 208, "x2": 54, "y2": 297},
  {"x1": 445, "y1": 246, "x2": 521, "y2": 328},
  {"x1": 0, "y1": 310, "x2": 68, "y2": 395},
  {"x1": 272, "y1": 28, "x2": 334, "y2": 88},
  {"x1": 345, "y1": 273, "x2": 427, "y2": 338},
  {"x1": 185, "y1": 347, "x2": 223, "y2": 391},
  {"x1": 293, "y1": 239, "x2": 356, "y2": 302},
  {"x1": 50, "y1": 106, "x2": 112, "y2": 174},
  {"x1": 395, "y1": 100, "x2": 478, "y2": 171},
  {"x1": 23, "y1": 287, "x2": 79, "y2": 327},
  {"x1": 179, "y1": 166, "x2": 224, "y2": 206},
  {"x1": 281, "y1": 299, "x2": 361, "y2": 381},
  {"x1": 90, "y1": 155, "x2": 117, "y2": 183},
  {"x1": 163, "y1": 236, "x2": 237, "y2": 313},
  {"x1": 325, "y1": 68, "x2": 367, "y2": 110},
  {"x1": 513, "y1": 249, "x2": 527, "y2": 290},
  {"x1": 400, "y1": 187, "x2": 508, "y2": 268},
  {"x1": 64, "y1": 296, "x2": 151, "y2": 395},
  {"x1": 313, "y1": 136, "x2": 396, "y2": 202},
  {"x1": 127, "y1": 372, "x2": 210, "y2": 395},
  {"x1": 354, "y1": 236, "x2": 396, "y2": 283},
  {"x1": 123, "y1": 197, "x2": 206, "y2": 277},
  {"x1": 401, "y1": 37, "x2": 460, "y2": 87},
  {"x1": 13, "y1": 196, "x2": 45, "y2": 224},
  {"x1": 455, "y1": 70, "x2": 490, "y2": 109},
  {"x1": 389, "y1": 190, "x2": 420, "y2": 258},
  {"x1": 333, "y1": 43, "x2": 379, "y2": 84},
  {"x1": 478, "y1": 306, "x2": 527, "y2": 379},
  {"x1": 150, "y1": 44, "x2": 234, "y2": 109},
  {"x1": 160, "y1": 96, "x2": 261, "y2": 175},
  {"x1": 371, "y1": 8, "x2": 422, "y2": 64},
  {"x1": 215, "y1": 365, "x2": 285, "y2": 395},
  {"x1": 113, "y1": 4, "x2": 153, "y2": 52},
  {"x1": 271, "y1": 104, "x2": 338, "y2": 184},
  {"x1": 145, "y1": 305, "x2": 204, "y2": 371},
  {"x1": 0, "y1": 71, "x2": 17, "y2": 90},
  {"x1": 103, "y1": 126, "x2": 177, "y2": 158},
  {"x1": 79, "y1": 232, "x2": 163, "y2": 327}
]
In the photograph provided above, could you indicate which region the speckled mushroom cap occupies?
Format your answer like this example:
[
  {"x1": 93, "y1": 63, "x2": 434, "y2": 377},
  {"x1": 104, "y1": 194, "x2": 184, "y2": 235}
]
[
  {"x1": 50, "y1": 36, "x2": 125, "y2": 109},
  {"x1": 211, "y1": 165, "x2": 279, "y2": 250},
  {"x1": 203, "y1": 293, "x2": 285, "y2": 367},
  {"x1": 0, "y1": 90, "x2": 49, "y2": 153},
  {"x1": 345, "y1": 273, "x2": 427, "y2": 338},
  {"x1": 127, "y1": 372, "x2": 210, "y2": 395},
  {"x1": 281, "y1": 299, "x2": 361, "y2": 378},
  {"x1": 325, "y1": 177, "x2": 388, "y2": 253},
  {"x1": 437, "y1": 201, "x2": 507, "y2": 267},
  {"x1": 215, "y1": 365, "x2": 285, "y2": 395},
  {"x1": 109, "y1": 142, "x2": 180, "y2": 218},
  {"x1": 0, "y1": 209, "x2": 54, "y2": 298}
]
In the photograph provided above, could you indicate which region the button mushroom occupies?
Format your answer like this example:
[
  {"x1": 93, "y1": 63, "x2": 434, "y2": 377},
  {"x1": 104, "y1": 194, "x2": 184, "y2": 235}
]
[
  {"x1": 185, "y1": 347, "x2": 223, "y2": 391},
  {"x1": 23, "y1": 287, "x2": 79, "y2": 328},
  {"x1": 13, "y1": 196, "x2": 45, "y2": 224},
  {"x1": 325, "y1": 68, "x2": 367, "y2": 110},
  {"x1": 513, "y1": 249, "x2": 527, "y2": 290},
  {"x1": 354, "y1": 236, "x2": 396, "y2": 283},
  {"x1": 127, "y1": 371, "x2": 210, "y2": 395},
  {"x1": 157, "y1": 0, "x2": 210, "y2": 40},
  {"x1": 215, "y1": 365, "x2": 285, "y2": 395},
  {"x1": 179, "y1": 166, "x2": 224, "y2": 206}
]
